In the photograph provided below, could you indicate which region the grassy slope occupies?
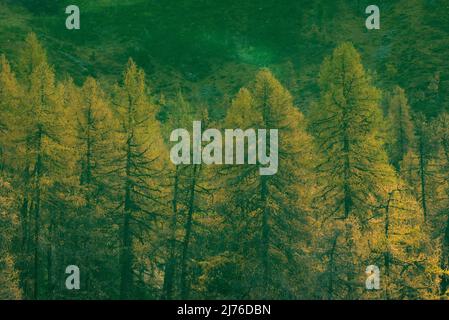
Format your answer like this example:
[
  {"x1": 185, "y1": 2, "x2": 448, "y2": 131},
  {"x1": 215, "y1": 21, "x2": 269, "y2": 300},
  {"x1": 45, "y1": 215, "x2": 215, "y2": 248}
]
[{"x1": 0, "y1": 0, "x2": 448, "y2": 117}]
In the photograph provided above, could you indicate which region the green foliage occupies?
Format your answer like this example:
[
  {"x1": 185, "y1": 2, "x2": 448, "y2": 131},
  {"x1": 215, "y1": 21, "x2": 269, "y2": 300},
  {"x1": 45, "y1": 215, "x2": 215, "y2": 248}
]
[
  {"x1": 385, "y1": 86, "x2": 415, "y2": 170},
  {"x1": 310, "y1": 42, "x2": 386, "y2": 221},
  {"x1": 0, "y1": 177, "x2": 22, "y2": 300},
  {"x1": 113, "y1": 59, "x2": 167, "y2": 299},
  {"x1": 216, "y1": 69, "x2": 317, "y2": 299}
]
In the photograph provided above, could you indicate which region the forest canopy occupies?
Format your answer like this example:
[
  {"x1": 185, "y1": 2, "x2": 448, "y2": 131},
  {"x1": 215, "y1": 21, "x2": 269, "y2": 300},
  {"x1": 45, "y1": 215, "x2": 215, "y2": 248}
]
[{"x1": 0, "y1": 0, "x2": 449, "y2": 300}]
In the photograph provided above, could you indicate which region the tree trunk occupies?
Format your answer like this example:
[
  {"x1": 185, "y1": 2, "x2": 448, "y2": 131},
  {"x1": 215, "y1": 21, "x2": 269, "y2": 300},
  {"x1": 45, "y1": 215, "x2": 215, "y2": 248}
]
[
  {"x1": 120, "y1": 135, "x2": 133, "y2": 299},
  {"x1": 343, "y1": 116, "x2": 352, "y2": 219},
  {"x1": 384, "y1": 191, "x2": 393, "y2": 300},
  {"x1": 418, "y1": 136, "x2": 428, "y2": 221},
  {"x1": 439, "y1": 217, "x2": 449, "y2": 295},
  {"x1": 162, "y1": 166, "x2": 180, "y2": 299},
  {"x1": 180, "y1": 164, "x2": 198, "y2": 299},
  {"x1": 33, "y1": 135, "x2": 42, "y2": 300},
  {"x1": 439, "y1": 135, "x2": 449, "y2": 295},
  {"x1": 327, "y1": 233, "x2": 338, "y2": 299},
  {"x1": 260, "y1": 175, "x2": 270, "y2": 295}
]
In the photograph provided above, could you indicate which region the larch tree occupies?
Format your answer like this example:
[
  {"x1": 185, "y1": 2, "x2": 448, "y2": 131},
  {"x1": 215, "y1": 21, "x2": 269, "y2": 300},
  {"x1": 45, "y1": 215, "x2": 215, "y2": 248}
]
[
  {"x1": 67, "y1": 77, "x2": 122, "y2": 298},
  {"x1": 0, "y1": 55, "x2": 24, "y2": 300},
  {"x1": 0, "y1": 55, "x2": 22, "y2": 173},
  {"x1": 309, "y1": 42, "x2": 391, "y2": 298},
  {"x1": 0, "y1": 173, "x2": 22, "y2": 299},
  {"x1": 178, "y1": 109, "x2": 215, "y2": 300},
  {"x1": 17, "y1": 33, "x2": 47, "y2": 83},
  {"x1": 367, "y1": 180, "x2": 439, "y2": 300},
  {"x1": 220, "y1": 69, "x2": 316, "y2": 299},
  {"x1": 15, "y1": 33, "x2": 76, "y2": 299},
  {"x1": 433, "y1": 113, "x2": 449, "y2": 296},
  {"x1": 113, "y1": 59, "x2": 166, "y2": 299},
  {"x1": 310, "y1": 42, "x2": 387, "y2": 221},
  {"x1": 385, "y1": 86, "x2": 414, "y2": 170},
  {"x1": 401, "y1": 113, "x2": 438, "y2": 222},
  {"x1": 159, "y1": 92, "x2": 195, "y2": 300}
]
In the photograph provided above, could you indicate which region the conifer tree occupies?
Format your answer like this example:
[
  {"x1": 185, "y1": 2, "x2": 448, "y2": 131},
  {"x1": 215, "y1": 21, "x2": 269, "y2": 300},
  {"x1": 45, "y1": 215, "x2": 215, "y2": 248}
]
[
  {"x1": 433, "y1": 113, "x2": 449, "y2": 295},
  {"x1": 0, "y1": 177, "x2": 22, "y2": 299},
  {"x1": 113, "y1": 59, "x2": 166, "y2": 299},
  {"x1": 65, "y1": 77, "x2": 122, "y2": 298},
  {"x1": 368, "y1": 182, "x2": 439, "y2": 299},
  {"x1": 310, "y1": 42, "x2": 386, "y2": 221},
  {"x1": 17, "y1": 33, "x2": 47, "y2": 83},
  {"x1": 309, "y1": 42, "x2": 391, "y2": 298},
  {"x1": 160, "y1": 92, "x2": 194, "y2": 299},
  {"x1": 220, "y1": 69, "x2": 316, "y2": 298},
  {"x1": 0, "y1": 60, "x2": 21, "y2": 296},
  {"x1": 175, "y1": 107, "x2": 213, "y2": 300},
  {"x1": 386, "y1": 86, "x2": 414, "y2": 170},
  {"x1": 405, "y1": 113, "x2": 438, "y2": 222},
  {"x1": 0, "y1": 55, "x2": 21, "y2": 172},
  {"x1": 314, "y1": 216, "x2": 368, "y2": 299},
  {"x1": 15, "y1": 33, "x2": 76, "y2": 299}
]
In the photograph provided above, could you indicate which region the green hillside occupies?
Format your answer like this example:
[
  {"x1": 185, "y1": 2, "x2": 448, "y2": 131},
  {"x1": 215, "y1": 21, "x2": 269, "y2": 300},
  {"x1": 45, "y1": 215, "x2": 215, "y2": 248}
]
[{"x1": 1, "y1": 0, "x2": 448, "y2": 117}]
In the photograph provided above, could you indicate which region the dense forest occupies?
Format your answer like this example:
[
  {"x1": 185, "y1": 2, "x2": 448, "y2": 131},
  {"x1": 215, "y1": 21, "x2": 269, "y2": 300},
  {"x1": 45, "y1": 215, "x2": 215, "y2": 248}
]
[{"x1": 0, "y1": 0, "x2": 449, "y2": 300}]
